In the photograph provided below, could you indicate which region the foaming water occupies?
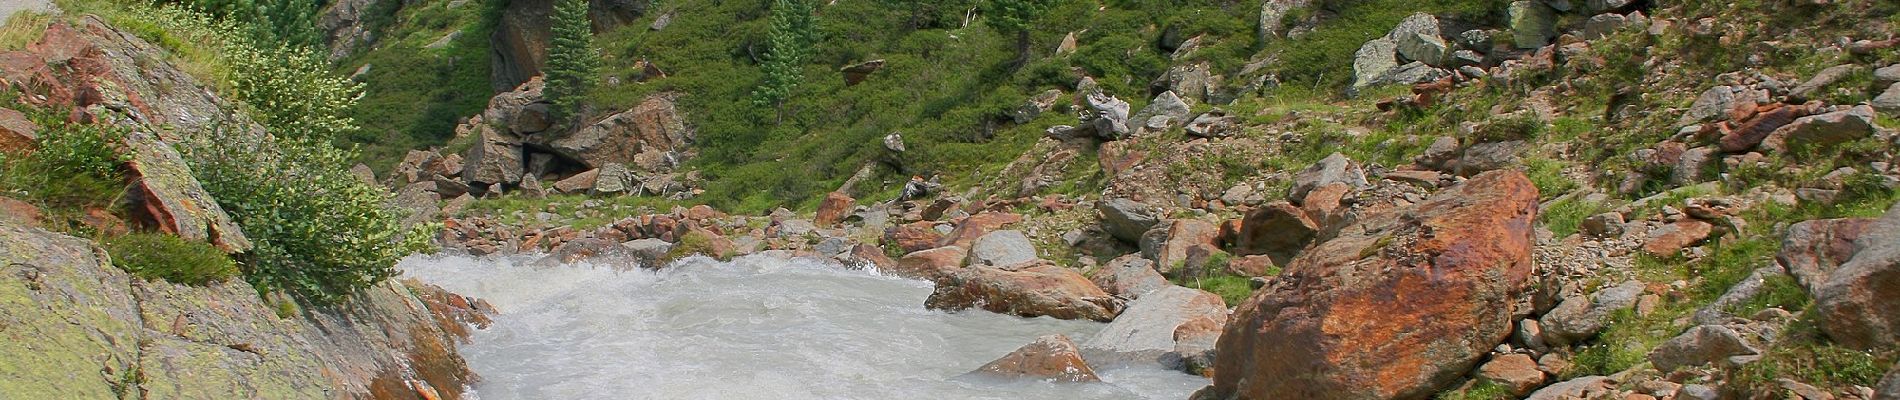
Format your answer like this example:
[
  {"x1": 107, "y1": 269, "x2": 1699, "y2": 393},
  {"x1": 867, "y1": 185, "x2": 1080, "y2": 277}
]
[{"x1": 399, "y1": 254, "x2": 1209, "y2": 400}]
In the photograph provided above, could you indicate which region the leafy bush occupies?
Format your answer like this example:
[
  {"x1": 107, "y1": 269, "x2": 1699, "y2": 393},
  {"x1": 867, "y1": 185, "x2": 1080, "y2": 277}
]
[
  {"x1": 0, "y1": 104, "x2": 128, "y2": 235},
  {"x1": 104, "y1": 233, "x2": 239, "y2": 285},
  {"x1": 120, "y1": 4, "x2": 435, "y2": 303}
]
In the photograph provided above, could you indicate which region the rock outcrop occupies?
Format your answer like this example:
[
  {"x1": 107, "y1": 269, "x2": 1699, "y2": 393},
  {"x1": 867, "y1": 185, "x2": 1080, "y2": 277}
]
[
  {"x1": 491, "y1": 0, "x2": 647, "y2": 91},
  {"x1": 1812, "y1": 203, "x2": 1900, "y2": 350},
  {"x1": 0, "y1": 221, "x2": 485, "y2": 399},
  {"x1": 1199, "y1": 170, "x2": 1537, "y2": 400}
]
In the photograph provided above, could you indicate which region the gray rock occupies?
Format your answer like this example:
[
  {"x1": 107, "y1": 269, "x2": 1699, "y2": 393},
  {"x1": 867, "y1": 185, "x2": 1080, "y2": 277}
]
[
  {"x1": 593, "y1": 163, "x2": 633, "y2": 194},
  {"x1": 1258, "y1": 0, "x2": 1314, "y2": 39},
  {"x1": 1694, "y1": 265, "x2": 1785, "y2": 325},
  {"x1": 1581, "y1": 212, "x2": 1626, "y2": 238},
  {"x1": 622, "y1": 238, "x2": 673, "y2": 267},
  {"x1": 1289, "y1": 153, "x2": 1369, "y2": 203},
  {"x1": 1873, "y1": 83, "x2": 1900, "y2": 116},
  {"x1": 814, "y1": 236, "x2": 852, "y2": 257},
  {"x1": 1649, "y1": 325, "x2": 1760, "y2": 372},
  {"x1": 1876, "y1": 64, "x2": 1900, "y2": 88},
  {"x1": 1084, "y1": 93, "x2": 1133, "y2": 140},
  {"x1": 1154, "y1": 63, "x2": 1216, "y2": 103},
  {"x1": 1541, "y1": 281, "x2": 1645, "y2": 346},
  {"x1": 775, "y1": 219, "x2": 818, "y2": 239},
  {"x1": 1351, "y1": 37, "x2": 1401, "y2": 91},
  {"x1": 1390, "y1": 13, "x2": 1448, "y2": 67},
  {"x1": 1681, "y1": 85, "x2": 1741, "y2": 125},
  {"x1": 1584, "y1": 0, "x2": 1632, "y2": 12},
  {"x1": 970, "y1": 230, "x2": 1037, "y2": 267},
  {"x1": 1456, "y1": 140, "x2": 1528, "y2": 177},
  {"x1": 1090, "y1": 254, "x2": 1170, "y2": 299},
  {"x1": 1418, "y1": 136, "x2": 1461, "y2": 170},
  {"x1": 1134, "y1": 91, "x2": 1192, "y2": 133},
  {"x1": 1452, "y1": 49, "x2": 1485, "y2": 67},
  {"x1": 1878, "y1": 361, "x2": 1899, "y2": 400},
  {"x1": 462, "y1": 126, "x2": 523, "y2": 186},
  {"x1": 1185, "y1": 109, "x2": 1239, "y2": 138},
  {"x1": 1378, "y1": 61, "x2": 1453, "y2": 87},
  {"x1": 1100, "y1": 198, "x2": 1160, "y2": 243},
  {"x1": 1456, "y1": 29, "x2": 1494, "y2": 52},
  {"x1": 1582, "y1": 12, "x2": 1640, "y2": 40},
  {"x1": 1814, "y1": 203, "x2": 1900, "y2": 350},
  {"x1": 1081, "y1": 286, "x2": 1228, "y2": 369},
  {"x1": 1508, "y1": 1, "x2": 1558, "y2": 49},
  {"x1": 1678, "y1": 384, "x2": 1721, "y2": 400},
  {"x1": 1526, "y1": 376, "x2": 1615, "y2": 400},
  {"x1": 1674, "y1": 145, "x2": 1718, "y2": 185},
  {"x1": 1791, "y1": 64, "x2": 1862, "y2": 100},
  {"x1": 1014, "y1": 89, "x2": 1065, "y2": 124},
  {"x1": 1516, "y1": 318, "x2": 1550, "y2": 353},
  {"x1": 1766, "y1": 105, "x2": 1878, "y2": 153}
]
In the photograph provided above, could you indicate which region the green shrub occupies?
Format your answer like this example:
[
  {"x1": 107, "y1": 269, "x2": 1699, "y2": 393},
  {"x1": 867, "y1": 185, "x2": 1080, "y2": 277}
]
[
  {"x1": 1436, "y1": 380, "x2": 1511, "y2": 400},
  {"x1": 0, "y1": 104, "x2": 128, "y2": 235},
  {"x1": 104, "y1": 233, "x2": 239, "y2": 285}
]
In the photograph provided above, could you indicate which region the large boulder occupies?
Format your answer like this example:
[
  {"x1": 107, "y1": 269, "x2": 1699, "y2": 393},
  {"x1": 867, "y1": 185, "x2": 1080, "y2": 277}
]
[
  {"x1": 1813, "y1": 202, "x2": 1900, "y2": 350},
  {"x1": 1089, "y1": 254, "x2": 1170, "y2": 300},
  {"x1": 1132, "y1": 91, "x2": 1192, "y2": 133},
  {"x1": 970, "y1": 334, "x2": 1101, "y2": 383},
  {"x1": 938, "y1": 212, "x2": 1023, "y2": 250},
  {"x1": 1202, "y1": 170, "x2": 1538, "y2": 400},
  {"x1": 1648, "y1": 325, "x2": 1760, "y2": 372},
  {"x1": 1100, "y1": 198, "x2": 1160, "y2": 243},
  {"x1": 1351, "y1": 37, "x2": 1401, "y2": 91},
  {"x1": 926, "y1": 260, "x2": 1123, "y2": 322},
  {"x1": 893, "y1": 246, "x2": 967, "y2": 281},
  {"x1": 1288, "y1": 153, "x2": 1369, "y2": 203},
  {"x1": 1764, "y1": 105, "x2": 1878, "y2": 153},
  {"x1": 548, "y1": 93, "x2": 693, "y2": 172},
  {"x1": 1779, "y1": 217, "x2": 1876, "y2": 294},
  {"x1": 885, "y1": 221, "x2": 948, "y2": 253},
  {"x1": 1233, "y1": 202, "x2": 1318, "y2": 267},
  {"x1": 971, "y1": 230, "x2": 1038, "y2": 267},
  {"x1": 1139, "y1": 219, "x2": 1220, "y2": 275},
  {"x1": 1390, "y1": 13, "x2": 1448, "y2": 67},
  {"x1": 1081, "y1": 286, "x2": 1228, "y2": 368},
  {"x1": 462, "y1": 125, "x2": 524, "y2": 187},
  {"x1": 1082, "y1": 93, "x2": 1133, "y2": 140},
  {"x1": 1508, "y1": 1, "x2": 1558, "y2": 49},
  {"x1": 814, "y1": 191, "x2": 855, "y2": 227},
  {"x1": 1540, "y1": 281, "x2": 1645, "y2": 346},
  {"x1": 123, "y1": 131, "x2": 252, "y2": 253},
  {"x1": 1879, "y1": 362, "x2": 1900, "y2": 399}
]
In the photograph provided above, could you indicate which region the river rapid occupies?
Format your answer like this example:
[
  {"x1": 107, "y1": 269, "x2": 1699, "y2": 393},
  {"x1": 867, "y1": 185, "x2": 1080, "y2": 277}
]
[{"x1": 398, "y1": 254, "x2": 1211, "y2": 400}]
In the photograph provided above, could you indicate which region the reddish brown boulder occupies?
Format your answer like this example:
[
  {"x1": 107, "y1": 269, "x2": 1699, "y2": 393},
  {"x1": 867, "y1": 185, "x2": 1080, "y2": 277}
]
[
  {"x1": 884, "y1": 221, "x2": 946, "y2": 253},
  {"x1": 1088, "y1": 254, "x2": 1169, "y2": 299},
  {"x1": 552, "y1": 168, "x2": 600, "y2": 194},
  {"x1": 1204, "y1": 170, "x2": 1538, "y2": 400},
  {"x1": 1779, "y1": 217, "x2": 1876, "y2": 293},
  {"x1": 1718, "y1": 103, "x2": 1807, "y2": 153},
  {"x1": 815, "y1": 191, "x2": 855, "y2": 227},
  {"x1": 927, "y1": 259, "x2": 1122, "y2": 322},
  {"x1": 1301, "y1": 182, "x2": 1353, "y2": 227},
  {"x1": 971, "y1": 334, "x2": 1100, "y2": 383},
  {"x1": 938, "y1": 212, "x2": 1023, "y2": 249},
  {"x1": 81, "y1": 207, "x2": 128, "y2": 237},
  {"x1": 0, "y1": 196, "x2": 43, "y2": 227},
  {"x1": 1477, "y1": 353, "x2": 1545, "y2": 396},
  {"x1": 1233, "y1": 201, "x2": 1318, "y2": 267},
  {"x1": 1813, "y1": 203, "x2": 1900, "y2": 350},
  {"x1": 892, "y1": 246, "x2": 967, "y2": 281},
  {"x1": 1642, "y1": 220, "x2": 1714, "y2": 257},
  {"x1": 0, "y1": 107, "x2": 37, "y2": 155},
  {"x1": 844, "y1": 243, "x2": 897, "y2": 270},
  {"x1": 1227, "y1": 255, "x2": 1278, "y2": 277},
  {"x1": 1139, "y1": 219, "x2": 1219, "y2": 274}
]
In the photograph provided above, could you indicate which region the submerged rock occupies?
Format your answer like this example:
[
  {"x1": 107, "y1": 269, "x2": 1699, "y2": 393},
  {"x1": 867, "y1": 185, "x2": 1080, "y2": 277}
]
[{"x1": 970, "y1": 334, "x2": 1101, "y2": 383}]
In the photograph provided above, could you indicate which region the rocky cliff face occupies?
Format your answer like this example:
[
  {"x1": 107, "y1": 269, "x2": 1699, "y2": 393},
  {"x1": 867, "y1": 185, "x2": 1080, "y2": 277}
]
[
  {"x1": 0, "y1": 16, "x2": 488, "y2": 399},
  {"x1": 0, "y1": 221, "x2": 487, "y2": 399}
]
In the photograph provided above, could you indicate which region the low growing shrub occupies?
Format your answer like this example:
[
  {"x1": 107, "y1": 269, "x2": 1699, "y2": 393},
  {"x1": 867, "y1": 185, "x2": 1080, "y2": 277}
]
[{"x1": 104, "y1": 232, "x2": 239, "y2": 285}]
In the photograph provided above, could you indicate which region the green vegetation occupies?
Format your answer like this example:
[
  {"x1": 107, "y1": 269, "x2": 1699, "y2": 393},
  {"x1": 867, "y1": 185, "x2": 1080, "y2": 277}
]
[
  {"x1": 980, "y1": 0, "x2": 1053, "y2": 66},
  {"x1": 1175, "y1": 272, "x2": 1257, "y2": 307},
  {"x1": 545, "y1": 0, "x2": 602, "y2": 121},
  {"x1": 1435, "y1": 380, "x2": 1512, "y2": 400},
  {"x1": 104, "y1": 233, "x2": 240, "y2": 285},
  {"x1": 1539, "y1": 196, "x2": 1608, "y2": 239},
  {"x1": 0, "y1": 98, "x2": 129, "y2": 236},
  {"x1": 74, "y1": 3, "x2": 438, "y2": 304},
  {"x1": 752, "y1": 0, "x2": 817, "y2": 117}
]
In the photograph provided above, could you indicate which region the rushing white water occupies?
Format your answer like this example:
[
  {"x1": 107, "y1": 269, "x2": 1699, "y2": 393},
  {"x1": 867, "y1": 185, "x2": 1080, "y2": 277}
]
[{"x1": 399, "y1": 254, "x2": 1210, "y2": 400}]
